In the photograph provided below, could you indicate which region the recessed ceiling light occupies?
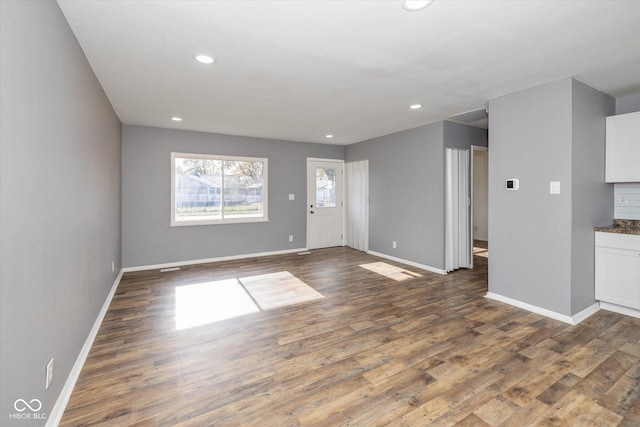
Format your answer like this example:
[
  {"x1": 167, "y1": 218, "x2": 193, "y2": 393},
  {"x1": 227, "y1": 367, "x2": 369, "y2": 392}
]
[
  {"x1": 409, "y1": 104, "x2": 422, "y2": 110},
  {"x1": 325, "y1": 134, "x2": 334, "y2": 138},
  {"x1": 194, "y1": 54, "x2": 216, "y2": 64},
  {"x1": 171, "y1": 117, "x2": 183, "y2": 122},
  {"x1": 401, "y1": 0, "x2": 434, "y2": 11}
]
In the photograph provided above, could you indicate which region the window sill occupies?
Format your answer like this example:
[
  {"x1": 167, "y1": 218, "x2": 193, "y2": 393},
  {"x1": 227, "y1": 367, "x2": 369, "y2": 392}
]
[{"x1": 170, "y1": 217, "x2": 270, "y2": 227}]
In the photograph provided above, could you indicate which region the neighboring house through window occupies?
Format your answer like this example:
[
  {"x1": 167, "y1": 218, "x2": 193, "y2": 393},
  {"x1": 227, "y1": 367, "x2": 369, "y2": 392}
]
[{"x1": 171, "y1": 152, "x2": 268, "y2": 226}]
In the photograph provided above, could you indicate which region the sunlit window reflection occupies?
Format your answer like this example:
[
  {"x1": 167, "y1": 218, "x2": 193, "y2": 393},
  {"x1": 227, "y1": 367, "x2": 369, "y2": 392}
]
[
  {"x1": 175, "y1": 271, "x2": 323, "y2": 330},
  {"x1": 359, "y1": 262, "x2": 422, "y2": 281}
]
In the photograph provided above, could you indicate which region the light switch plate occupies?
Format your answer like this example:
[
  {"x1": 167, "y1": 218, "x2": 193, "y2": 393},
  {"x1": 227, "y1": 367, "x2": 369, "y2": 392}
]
[
  {"x1": 550, "y1": 181, "x2": 561, "y2": 194},
  {"x1": 288, "y1": 194, "x2": 295, "y2": 201}
]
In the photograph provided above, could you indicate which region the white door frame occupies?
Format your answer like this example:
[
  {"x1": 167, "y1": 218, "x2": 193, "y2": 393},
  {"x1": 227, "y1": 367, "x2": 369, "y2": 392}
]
[
  {"x1": 470, "y1": 145, "x2": 488, "y2": 268},
  {"x1": 306, "y1": 158, "x2": 345, "y2": 250}
]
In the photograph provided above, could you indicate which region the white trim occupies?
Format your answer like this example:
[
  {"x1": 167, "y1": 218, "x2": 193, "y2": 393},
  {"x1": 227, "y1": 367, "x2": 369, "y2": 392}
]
[
  {"x1": 366, "y1": 250, "x2": 447, "y2": 275},
  {"x1": 485, "y1": 292, "x2": 600, "y2": 325},
  {"x1": 170, "y1": 218, "x2": 270, "y2": 227},
  {"x1": 306, "y1": 157, "x2": 344, "y2": 163},
  {"x1": 599, "y1": 301, "x2": 640, "y2": 319},
  {"x1": 571, "y1": 303, "x2": 601, "y2": 324},
  {"x1": 122, "y1": 248, "x2": 308, "y2": 273},
  {"x1": 46, "y1": 270, "x2": 124, "y2": 427}
]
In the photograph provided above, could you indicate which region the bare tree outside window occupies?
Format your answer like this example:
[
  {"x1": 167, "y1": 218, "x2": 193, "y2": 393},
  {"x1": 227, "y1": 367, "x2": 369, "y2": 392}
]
[{"x1": 172, "y1": 154, "x2": 268, "y2": 225}]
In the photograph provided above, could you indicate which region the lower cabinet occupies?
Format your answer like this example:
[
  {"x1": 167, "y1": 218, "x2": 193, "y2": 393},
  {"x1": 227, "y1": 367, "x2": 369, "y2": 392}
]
[{"x1": 595, "y1": 232, "x2": 640, "y2": 310}]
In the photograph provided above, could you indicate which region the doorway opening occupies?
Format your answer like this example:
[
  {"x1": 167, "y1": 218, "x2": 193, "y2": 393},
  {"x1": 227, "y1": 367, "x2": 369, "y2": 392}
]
[{"x1": 471, "y1": 145, "x2": 488, "y2": 260}]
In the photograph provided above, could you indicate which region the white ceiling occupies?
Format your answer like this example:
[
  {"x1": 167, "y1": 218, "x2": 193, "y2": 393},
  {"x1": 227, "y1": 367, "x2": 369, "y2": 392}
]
[{"x1": 57, "y1": 0, "x2": 640, "y2": 145}]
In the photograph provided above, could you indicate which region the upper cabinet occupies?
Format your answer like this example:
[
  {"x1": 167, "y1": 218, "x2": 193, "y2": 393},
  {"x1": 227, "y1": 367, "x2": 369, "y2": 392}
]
[{"x1": 606, "y1": 111, "x2": 640, "y2": 183}]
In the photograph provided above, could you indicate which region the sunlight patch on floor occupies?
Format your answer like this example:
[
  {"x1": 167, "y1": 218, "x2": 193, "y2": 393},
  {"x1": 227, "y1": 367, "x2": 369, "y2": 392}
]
[
  {"x1": 359, "y1": 262, "x2": 422, "y2": 281},
  {"x1": 175, "y1": 279, "x2": 259, "y2": 330},
  {"x1": 175, "y1": 271, "x2": 323, "y2": 330},
  {"x1": 473, "y1": 246, "x2": 489, "y2": 258},
  {"x1": 240, "y1": 271, "x2": 323, "y2": 310}
]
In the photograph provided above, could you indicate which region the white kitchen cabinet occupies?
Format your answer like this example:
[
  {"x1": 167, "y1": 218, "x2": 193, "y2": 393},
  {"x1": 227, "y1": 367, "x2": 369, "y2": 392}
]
[
  {"x1": 606, "y1": 111, "x2": 640, "y2": 183},
  {"x1": 595, "y1": 232, "x2": 640, "y2": 310}
]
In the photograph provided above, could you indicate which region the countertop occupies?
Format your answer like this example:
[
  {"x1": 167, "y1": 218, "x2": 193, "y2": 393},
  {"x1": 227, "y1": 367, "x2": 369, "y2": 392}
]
[{"x1": 595, "y1": 219, "x2": 640, "y2": 235}]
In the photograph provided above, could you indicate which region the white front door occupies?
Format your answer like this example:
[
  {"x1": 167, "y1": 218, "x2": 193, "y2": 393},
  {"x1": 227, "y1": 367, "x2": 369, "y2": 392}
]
[{"x1": 307, "y1": 159, "x2": 344, "y2": 249}]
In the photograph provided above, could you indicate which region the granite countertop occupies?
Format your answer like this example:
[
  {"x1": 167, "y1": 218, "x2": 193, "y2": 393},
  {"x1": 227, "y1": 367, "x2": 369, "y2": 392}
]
[{"x1": 595, "y1": 219, "x2": 640, "y2": 235}]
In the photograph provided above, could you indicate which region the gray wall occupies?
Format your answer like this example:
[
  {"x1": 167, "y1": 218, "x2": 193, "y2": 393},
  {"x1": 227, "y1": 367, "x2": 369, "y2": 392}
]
[
  {"x1": 489, "y1": 78, "x2": 613, "y2": 317},
  {"x1": 0, "y1": 1, "x2": 122, "y2": 424},
  {"x1": 570, "y1": 79, "x2": 615, "y2": 313},
  {"x1": 615, "y1": 92, "x2": 640, "y2": 114},
  {"x1": 345, "y1": 121, "x2": 487, "y2": 270},
  {"x1": 489, "y1": 79, "x2": 574, "y2": 315},
  {"x1": 122, "y1": 125, "x2": 343, "y2": 267},
  {"x1": 345, "y1": 123, "x2": 445, "y2": 268},
  {"x1": 443, "y1": 121, "x2": 488, "y2": 151}
]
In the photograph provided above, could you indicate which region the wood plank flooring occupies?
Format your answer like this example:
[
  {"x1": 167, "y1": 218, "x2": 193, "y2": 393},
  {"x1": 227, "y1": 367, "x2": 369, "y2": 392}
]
[{"x1": 61, "y1": 247, "x2": 640, "y2": 426}]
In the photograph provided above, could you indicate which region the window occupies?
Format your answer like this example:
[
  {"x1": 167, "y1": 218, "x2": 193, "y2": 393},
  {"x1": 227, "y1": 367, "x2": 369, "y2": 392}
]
[
  {"x1": 315, "y1": 166, "x2": 337, "y2": 208},
  {"x1": 171, "y1": 153, "x2": 268, "y2": 226}
]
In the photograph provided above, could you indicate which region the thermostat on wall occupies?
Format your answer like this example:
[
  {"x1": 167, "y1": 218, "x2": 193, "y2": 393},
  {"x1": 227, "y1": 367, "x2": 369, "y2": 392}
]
[{"x1": 506, "y1": 178, "x2": 519, "y2": 190}]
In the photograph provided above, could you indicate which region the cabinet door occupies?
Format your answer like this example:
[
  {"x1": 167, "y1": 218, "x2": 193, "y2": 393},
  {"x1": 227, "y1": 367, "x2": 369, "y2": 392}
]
[
  {"x1": 606, "y1": 112, "x2": 640, "y2": 183},
  {"x1": 595, "y1": 246, "x2": 640, "y2": 309}
]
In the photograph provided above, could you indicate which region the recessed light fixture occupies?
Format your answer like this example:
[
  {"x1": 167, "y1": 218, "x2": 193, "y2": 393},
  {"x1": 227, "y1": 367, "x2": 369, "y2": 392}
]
[
  {"x1": 171, "y1": 117, "x2": 183, "y2": 122},
  {"x1": 325, "y1": 134, "x2": 334, "y2": 138},
  {"x1": 401, "y1": 0, "x2": 434, "y2": 11},
  {"x1": 409, "y1": 104, "x2": 422, "y2": 110},
  {"x1": 194, "y1": 54, "x2": 216, "y2": 64}
]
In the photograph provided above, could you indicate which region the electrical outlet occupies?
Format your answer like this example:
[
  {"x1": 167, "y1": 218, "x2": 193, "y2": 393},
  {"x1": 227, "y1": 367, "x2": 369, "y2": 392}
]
[
  {"x1": 289, "y1": 235, "x2": 293, "y2": 242},
  {"x1": 618, "y1": 195, "x2": 628, "y2": 205},
  {"x1": 111, "y1": 261, "x2": 115, "y2": 272},
  {"x1": 46, "y1": 358, "x2": 54, "y2": 389},
  {"x1": 392, "y1": 241, "x2": 397, "y2": 249}
]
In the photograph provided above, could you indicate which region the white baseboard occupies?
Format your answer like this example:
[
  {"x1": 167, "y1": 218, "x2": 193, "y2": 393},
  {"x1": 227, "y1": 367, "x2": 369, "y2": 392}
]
[
  {"x1": 571, "y1": 303, "x2": 601, "y2": 324},
  {"x1": 46, "y1": 270, "x2": 124, "y2": 427},
  {"x1": 599, "y1": 301, "x2": 640, "y2": 319},
  {"x1": 366, "y1": 250, "x2": 447, "y2": 275},
  {"x1": 122, "y1": 248, "x2": 308, "y2": 272},
  {"x1": 485, "y1": 292, "x2": 600, "y2": 325}
]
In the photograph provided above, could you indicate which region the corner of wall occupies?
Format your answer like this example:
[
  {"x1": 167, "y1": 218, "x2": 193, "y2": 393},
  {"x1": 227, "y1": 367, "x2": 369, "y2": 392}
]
[{"x1": 569, "y1": 80, "x2": 615, "y2": 314}]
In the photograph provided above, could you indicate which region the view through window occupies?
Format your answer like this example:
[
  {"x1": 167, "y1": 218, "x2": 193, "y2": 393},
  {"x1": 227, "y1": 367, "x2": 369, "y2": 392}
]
[{"x1": 172, "y1": 153, "x2": 268, "y2": 225}]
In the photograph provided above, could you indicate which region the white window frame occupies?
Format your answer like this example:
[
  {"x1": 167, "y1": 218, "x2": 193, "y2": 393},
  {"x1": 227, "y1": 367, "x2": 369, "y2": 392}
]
[{"x1": 171, "y1": 152, "x2": 269, "y2": 227}]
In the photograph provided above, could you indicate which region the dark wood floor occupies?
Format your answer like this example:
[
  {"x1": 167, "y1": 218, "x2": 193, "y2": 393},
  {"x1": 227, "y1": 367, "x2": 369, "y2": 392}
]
[{"x1": 61, "y1": 247, "x2": 640, "y2": 426}]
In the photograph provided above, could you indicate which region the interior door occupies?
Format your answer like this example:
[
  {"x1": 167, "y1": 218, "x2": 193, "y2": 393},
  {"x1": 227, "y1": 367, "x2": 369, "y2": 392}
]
[
  {"x1": 345, "y1": 160, "x2": 369, "y2": 252},
  {"x1": 445, "y1": 148, "x2": 471, "y2": 271},
  {"x1": 307, "y1": 159, "x2": 344, "y2": 249}
]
